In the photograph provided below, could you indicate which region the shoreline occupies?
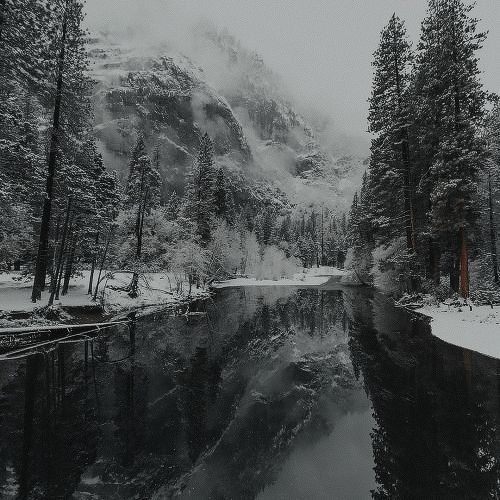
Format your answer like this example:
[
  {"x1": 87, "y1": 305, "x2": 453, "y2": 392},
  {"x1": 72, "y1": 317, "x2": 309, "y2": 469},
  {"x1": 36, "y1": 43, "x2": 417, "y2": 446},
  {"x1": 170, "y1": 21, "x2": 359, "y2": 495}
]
[
  {"x1": 212, "y1": 266, "x2": 352, "y2": 289},
  {"x1": 396, "y1": 294, "x2": 500, "y2": 361},
  {"x1": 0, "y1": 270, "x2": 211, "y2": 331}
]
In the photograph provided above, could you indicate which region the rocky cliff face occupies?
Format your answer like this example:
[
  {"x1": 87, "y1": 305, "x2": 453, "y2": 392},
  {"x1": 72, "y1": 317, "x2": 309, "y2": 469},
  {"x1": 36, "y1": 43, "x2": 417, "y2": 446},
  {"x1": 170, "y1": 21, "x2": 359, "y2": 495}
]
[
  {"x1": 91, "y1": 40, "x2": 250, "y2": 194},
  {"x1": 90, "y1": 27, "x2": 366, "y2": 210}
]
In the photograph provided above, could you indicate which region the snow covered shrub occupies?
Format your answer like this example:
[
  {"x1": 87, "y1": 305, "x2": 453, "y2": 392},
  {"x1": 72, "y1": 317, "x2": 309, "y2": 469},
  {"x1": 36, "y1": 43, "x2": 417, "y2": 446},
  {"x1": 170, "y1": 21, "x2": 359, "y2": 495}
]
[
  {"x1": 243, "y1": 232, "x2": 261, "y2": 275},
  {"x1": 254, "y1": 246, "x2": 300, "y2": 280},
  {"x1": 371, "y1": 238, "x2": 420, "y2": 295},
  {"x1": 371, "y1": 242, "x2": 402, "y2": 294},
  {"x1": 208, "y1": 221, "x2": 242, "y2": 278},
  {"x1": 170, "y1": 239, "x2": 209, "y2": 294},
  {"x1": 469, "y1": 254, "x2": 499, "y2": 293}
]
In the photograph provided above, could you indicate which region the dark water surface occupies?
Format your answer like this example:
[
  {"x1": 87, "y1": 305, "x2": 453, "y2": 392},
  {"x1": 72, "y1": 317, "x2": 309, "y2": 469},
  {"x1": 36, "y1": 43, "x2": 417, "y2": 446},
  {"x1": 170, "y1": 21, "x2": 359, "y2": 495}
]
[{"x1": 1, "y1": 284, "x2": 499, "y2": 499}]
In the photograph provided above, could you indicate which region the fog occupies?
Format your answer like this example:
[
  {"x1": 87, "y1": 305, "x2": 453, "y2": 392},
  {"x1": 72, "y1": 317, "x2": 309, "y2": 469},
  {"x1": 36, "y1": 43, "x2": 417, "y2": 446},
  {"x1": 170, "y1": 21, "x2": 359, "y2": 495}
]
[{"x1": 84, "y1": 0, "x2": 500, "y2": 153}]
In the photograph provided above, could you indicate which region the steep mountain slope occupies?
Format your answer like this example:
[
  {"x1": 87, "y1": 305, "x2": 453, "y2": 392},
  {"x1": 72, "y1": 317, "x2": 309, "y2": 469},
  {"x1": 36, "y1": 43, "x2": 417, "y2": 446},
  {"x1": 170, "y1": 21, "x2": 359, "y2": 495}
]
[
  {"x1": 89, "y1": 27, "x2": 366, "y2": 210},
  {"x1": 90, "y1": 39, "x2": 249, "y2": 191}
]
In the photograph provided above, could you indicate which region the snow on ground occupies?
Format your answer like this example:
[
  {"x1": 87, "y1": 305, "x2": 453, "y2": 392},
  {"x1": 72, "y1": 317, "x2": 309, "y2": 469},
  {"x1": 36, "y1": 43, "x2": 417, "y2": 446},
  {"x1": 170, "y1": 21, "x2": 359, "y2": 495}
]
[
  {"x1": 417, "y1": 302, "x2": 500, "y2": 360},
  {"x1": 213, "y1": 266, "x2": 348, "y2": 289},
  {"x1": 0, "y1": 272, "x2": 93, "y2": 312},
  {"x1": 0, "y1": 271, "x2": 208, "y2": 316}
]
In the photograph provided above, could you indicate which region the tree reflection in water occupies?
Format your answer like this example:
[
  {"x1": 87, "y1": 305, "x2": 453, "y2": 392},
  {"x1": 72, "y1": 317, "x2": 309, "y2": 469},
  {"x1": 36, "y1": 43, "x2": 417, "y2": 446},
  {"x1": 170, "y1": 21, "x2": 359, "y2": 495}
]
[
  {"x1": 346, "y1": 288, "x2": 500, "y2": 500},
  {"x1": 0, "y1": 286, "x2": 498, "y2": 499}
]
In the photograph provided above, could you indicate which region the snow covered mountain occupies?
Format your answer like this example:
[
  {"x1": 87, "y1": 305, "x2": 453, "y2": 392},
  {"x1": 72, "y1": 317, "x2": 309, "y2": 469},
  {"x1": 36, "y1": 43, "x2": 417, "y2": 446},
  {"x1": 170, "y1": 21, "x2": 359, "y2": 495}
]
[{"x1": 89, "y1": 25, "x2": 366, "y2": 210}]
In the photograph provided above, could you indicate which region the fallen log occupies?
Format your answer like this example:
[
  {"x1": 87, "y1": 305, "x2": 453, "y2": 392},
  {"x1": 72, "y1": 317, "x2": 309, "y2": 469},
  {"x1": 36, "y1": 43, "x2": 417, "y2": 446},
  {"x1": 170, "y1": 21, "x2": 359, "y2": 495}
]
[{"x1": 0, "y1": 319, "x2": 130, "y2": 336}]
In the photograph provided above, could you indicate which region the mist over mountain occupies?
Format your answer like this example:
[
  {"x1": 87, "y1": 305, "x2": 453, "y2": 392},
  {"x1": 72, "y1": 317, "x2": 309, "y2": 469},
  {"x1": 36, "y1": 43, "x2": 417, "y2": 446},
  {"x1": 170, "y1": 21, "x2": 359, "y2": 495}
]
[{"x1": 89, "y1": 21, "x2": 367, "y2": 210}]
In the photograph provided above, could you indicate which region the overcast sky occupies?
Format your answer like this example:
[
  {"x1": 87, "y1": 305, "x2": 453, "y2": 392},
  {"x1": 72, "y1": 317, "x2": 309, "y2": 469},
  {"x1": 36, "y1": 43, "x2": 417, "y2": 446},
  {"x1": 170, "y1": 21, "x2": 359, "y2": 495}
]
[{"x1": 84, "y1": 0, "x2": 500, "y2": 143}]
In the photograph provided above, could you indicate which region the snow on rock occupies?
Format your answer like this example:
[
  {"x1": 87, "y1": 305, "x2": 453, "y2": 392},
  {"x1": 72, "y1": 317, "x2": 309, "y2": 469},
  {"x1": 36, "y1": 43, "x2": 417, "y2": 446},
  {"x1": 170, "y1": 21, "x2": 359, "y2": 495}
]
[{"x1": 417, "y1": 301, "x2": 500, "y2": 359}]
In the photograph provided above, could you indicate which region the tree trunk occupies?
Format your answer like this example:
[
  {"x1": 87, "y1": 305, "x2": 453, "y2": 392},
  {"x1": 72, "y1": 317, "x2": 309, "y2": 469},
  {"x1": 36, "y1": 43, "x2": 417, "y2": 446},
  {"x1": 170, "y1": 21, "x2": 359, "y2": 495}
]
[
  {"x1": 450, "y1": 251, "x2": 460, "y2": 293},
  {"x1": 93, "y1": 231, "x2": 112, "y2": 301},
  {"x1": 459, "y1": 227, "x2": 469, "y2": 299},
  {"x1": 449, "y1": 230, "x2": 460, "y2": 293},
  {"x1": 401, "y1": 132, "x2": 416, "y2": 252},
  {"x1": 128, "y1": 272, "x2": 139, "y2": 298},
  {"x1": 48, "y1": 214, "x2": 62, "y2": 293},
  {"x1": 392, "y1": 29, "x2": 416, "y2": 253},
  {"x1": 61, "y1": 239, "x2": 76, "y2": 295},
  {"x1": 32, "y1": 5, "x2": 69, "y2": 302},
  {"x1": 135, "y1": 203, "x2": 142, "y2": 259},
  {"x1": 428, "y1": 238, "x2": 440, "y2": 286},
  {"x1": 48, "y1": 198, "x2": 72, "y2": 306},
  {"x1": 488, "y1": 171, "x2": 499, "y2": 283},
  {"x1": 88, "y1": 232, "x2": 99, "y2": 294},
  {"x1": 136, "y1": 187, "x2": 149, "y2": 260}
]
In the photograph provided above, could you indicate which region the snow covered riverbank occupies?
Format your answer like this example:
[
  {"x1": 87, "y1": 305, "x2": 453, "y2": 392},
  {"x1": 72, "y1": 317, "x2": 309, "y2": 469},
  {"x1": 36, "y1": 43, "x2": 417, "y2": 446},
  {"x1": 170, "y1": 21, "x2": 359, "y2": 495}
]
[
  {"x1": 213, "y1": 267, "x2": 349, "y2": 288},
  {"x1": 417, "y1": 301, "x2": 500, "y2": 360},
  {"x1": 0, "y1": 271, "x2": 209, "y2": 327}
]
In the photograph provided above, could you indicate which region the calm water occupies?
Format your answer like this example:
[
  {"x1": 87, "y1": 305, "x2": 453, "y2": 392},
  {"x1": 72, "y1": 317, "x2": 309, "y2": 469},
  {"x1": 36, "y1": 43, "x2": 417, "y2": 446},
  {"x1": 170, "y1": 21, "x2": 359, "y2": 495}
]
[{"x1": 0, "y1": 284, "x2": 499, "y2": 499}]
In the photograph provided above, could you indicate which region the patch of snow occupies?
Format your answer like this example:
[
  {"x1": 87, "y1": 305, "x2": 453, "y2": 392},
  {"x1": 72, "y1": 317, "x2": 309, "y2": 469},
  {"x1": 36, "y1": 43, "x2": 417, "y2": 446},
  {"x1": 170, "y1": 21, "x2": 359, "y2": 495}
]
[
  {"x1": 0, "y1": 271, "x2": 208, "y2": 317},
  {"x1": 417, "y1": 302, "x2": 500, "y2": 360},
  {"x1": 213, "y1": 267, "x2": 347, "y2": 289}
]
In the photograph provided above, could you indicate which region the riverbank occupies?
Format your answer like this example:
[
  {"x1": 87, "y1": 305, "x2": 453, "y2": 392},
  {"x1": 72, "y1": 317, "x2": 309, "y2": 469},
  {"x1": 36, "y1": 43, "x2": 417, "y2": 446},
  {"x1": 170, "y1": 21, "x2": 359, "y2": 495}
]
[
  {"x1": 0, "y1": 271, "x2": 210, "y2": 329},
  {"x1": 414, "y1": 299, "x2": 500, "y2": 360},
  {"x1": 213, "y1": 266, "x2": 350, "y2": 288}
]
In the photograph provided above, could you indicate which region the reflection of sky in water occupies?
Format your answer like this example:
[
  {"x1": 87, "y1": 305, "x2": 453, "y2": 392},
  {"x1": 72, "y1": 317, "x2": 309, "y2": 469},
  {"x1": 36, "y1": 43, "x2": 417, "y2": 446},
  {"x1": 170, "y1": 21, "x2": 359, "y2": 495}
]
[{"x1": 258, "y1": 404, "x2": 375, "y2": 500}]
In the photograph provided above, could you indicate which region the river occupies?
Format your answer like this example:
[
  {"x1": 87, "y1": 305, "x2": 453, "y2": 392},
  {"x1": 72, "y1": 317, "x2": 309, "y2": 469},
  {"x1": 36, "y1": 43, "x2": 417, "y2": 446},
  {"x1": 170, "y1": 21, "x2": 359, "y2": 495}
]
[{"x1": 0, "y1": 283, "x2": 499, "y2": 499}]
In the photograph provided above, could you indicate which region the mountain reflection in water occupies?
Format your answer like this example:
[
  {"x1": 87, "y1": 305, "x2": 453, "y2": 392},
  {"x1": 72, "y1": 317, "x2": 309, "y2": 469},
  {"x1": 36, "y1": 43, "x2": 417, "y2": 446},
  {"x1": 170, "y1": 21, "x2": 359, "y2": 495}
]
[{"x1": 0, "y1": 285, "x2": 499, "y2": 499}]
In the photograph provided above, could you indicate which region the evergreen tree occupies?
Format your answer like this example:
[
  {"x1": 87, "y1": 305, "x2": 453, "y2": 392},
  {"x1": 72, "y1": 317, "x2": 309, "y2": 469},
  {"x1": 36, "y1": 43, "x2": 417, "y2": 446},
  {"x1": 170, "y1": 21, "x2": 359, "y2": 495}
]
[
  {"x1": 166, "y1": 191, "x2": 181, "y2": 221},
  {"x1": 214, "y1": 168, "x2": 228, "y2": 218},
  {"x1": 31, "y1": 0, "x2": 92, "y2": 301},
  {"x1": 255, "y1": 206, "x2": 276, "y2": 247},
  {"x1": 368, "y1": 14, "x2": 416, "y2": 251},
  {"x1": 348, "y1": 178, "x2": 374, "y2": 282},
  {"x1": 183, "y1": 133, "x2": 216, "y2": 244},
  {"x1": 480, "y1": 104, "x2": 500, "y2": 285},
  {"x1": 125, "y1": 137, "x2": 161, "y2": 259},
  {"x1": 414, "y1": 0, "x2": 486, "y2": 296}
]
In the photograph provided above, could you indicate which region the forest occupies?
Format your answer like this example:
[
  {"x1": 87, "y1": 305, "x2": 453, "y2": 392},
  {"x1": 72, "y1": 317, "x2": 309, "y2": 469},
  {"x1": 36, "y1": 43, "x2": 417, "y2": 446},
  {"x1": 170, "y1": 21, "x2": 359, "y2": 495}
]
[
  {"x1": 0, "y1": 0, "x2": 350, "y2": 311},
  {"x1": 2, "y1": 1, "x2": 500, "y2": 498},
  {"x1": 0, "y1": 0, "x2": 499, "y2": 314},
  {"x1": 349, "y1": 0, "x2": 500, "y2": 301}
]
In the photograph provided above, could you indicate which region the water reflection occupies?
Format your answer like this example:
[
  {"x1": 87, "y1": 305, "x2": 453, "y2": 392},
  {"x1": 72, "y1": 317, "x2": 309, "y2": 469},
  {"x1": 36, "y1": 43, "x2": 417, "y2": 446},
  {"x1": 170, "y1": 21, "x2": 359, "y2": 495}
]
[
  {"x1": 346, "y1": 289, "x2": 500, "y2": 499},
  {"x1": 0, "y1": 286, "x2": 498, "y2": 499}
]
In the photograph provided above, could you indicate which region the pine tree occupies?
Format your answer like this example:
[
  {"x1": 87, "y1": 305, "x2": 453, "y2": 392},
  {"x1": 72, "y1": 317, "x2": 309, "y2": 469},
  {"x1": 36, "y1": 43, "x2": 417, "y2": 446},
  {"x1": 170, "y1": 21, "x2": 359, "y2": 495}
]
[
  {"x1": 414, "y1": 0, "x2": 486, "y2": 296},
  {"x1": 214, "y1": 168, "x2": 228, "y2": 218},
  {"x1": 166, "y1": 191, "x2": 181, "y2": 221},
  {"x1": 0, "y1": 1, "x2": 50, "y2": 270},
  {"x1": 255, "y1": 206, "x2": 276, "y2": 247},
  {"x1": 125, "y1": 137, "x2": 161, "y2": 259},
  {"x1": 481, "y1": 104, "x2": 500, "y2": 284},
  {"x1": 368, "y1": 14, "x2": 416, "y2": 251},
  {"x1": 125, "y1": 136, "x2": 147, "y2": 205},
  {"x1": 183, "y1": 133, "x2": 216, "y2": 244},
  {"x1": 31, "y1": 0, "x2": 91, "y2": 301},
  {"x1": 348, "y1": 178, "x2": 374, "y2": 282}
]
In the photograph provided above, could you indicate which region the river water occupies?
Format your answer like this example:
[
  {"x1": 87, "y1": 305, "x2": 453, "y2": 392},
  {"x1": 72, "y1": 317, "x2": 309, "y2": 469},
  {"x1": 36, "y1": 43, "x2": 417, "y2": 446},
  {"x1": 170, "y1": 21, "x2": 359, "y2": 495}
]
[{"x1": 0, "y1": 283, "x2": 499, "y2": 499}]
